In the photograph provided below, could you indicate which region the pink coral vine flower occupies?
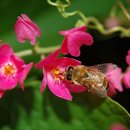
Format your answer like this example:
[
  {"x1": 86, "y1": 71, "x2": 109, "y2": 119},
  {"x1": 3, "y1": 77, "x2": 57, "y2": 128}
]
[
  {"x1": 15, "y1": 14, "x2": 41, "y2": 45},
  {"x1": 35, "y1": 49, "x2": 86, "y2": 101},
  {"x1": 0, "y1": 44, "x2": 33, "y2": 97},
  {"x1": 109, "y1": 123, "x2": 128, "y2": 130},
  {"x1": 126, "y1": 50, "x2": 130, "y2": 65},
  {"x1": 59, "y1": 26, "x2": 93, "y2": 57},
  {"x1": 123, "y1": 50, "x2": 130, "y2": 88},
  {"x1": 123, "y1": 70, "x2": 130, "y2": 89},
  {"x1": 106, "y1": 67, "x2": 123, "y2": 96},
  {"x1": 0, "y1": 91, "x2": 4, "y2": 98}
]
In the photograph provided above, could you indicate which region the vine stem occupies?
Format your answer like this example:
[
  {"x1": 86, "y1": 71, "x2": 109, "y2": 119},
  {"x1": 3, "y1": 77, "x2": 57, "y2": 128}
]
[
  {"x1": 117, "y1": 1, "x2": 130, "y2": 22},
  {"x1": 47, "y1": 0, "x2": 130, "y2": 37},
  {"x1": 16, "y1": 45, "x2": 60, "y2": 57}
]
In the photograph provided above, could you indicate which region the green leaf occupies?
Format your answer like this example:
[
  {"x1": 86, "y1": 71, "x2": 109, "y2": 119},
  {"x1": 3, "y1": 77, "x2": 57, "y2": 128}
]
[{"x1": 0, "y1": 82, "x2": 129, "y2": 130}]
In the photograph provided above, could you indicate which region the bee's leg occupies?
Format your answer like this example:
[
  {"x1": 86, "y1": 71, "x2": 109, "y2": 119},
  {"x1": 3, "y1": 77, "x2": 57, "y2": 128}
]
[{"x1": 72, "y1": 80, "x2": 82, "y2": 86}]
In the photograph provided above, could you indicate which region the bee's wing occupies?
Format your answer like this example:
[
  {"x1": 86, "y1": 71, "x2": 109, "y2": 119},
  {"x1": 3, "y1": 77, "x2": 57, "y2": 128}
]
[{"x1": 90, "y1": 63, "x2": 117, "y2": 74}]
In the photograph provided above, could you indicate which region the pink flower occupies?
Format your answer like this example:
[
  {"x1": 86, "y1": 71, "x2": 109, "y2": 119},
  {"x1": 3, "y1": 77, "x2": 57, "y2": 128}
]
[
  {"x1": 106, "y1": 67, "x2": 123, "y2": 96},
  {"x1": 126, "y1": 50, "x2": 130, "y2": 65},
  {"x1": 0, "y1": 91, "x2": 4, "y2": 98},
  {"x1": 59, "y1": 26, "x2": 93, "y2": 57},
  {"x1": 15, "y1": 14, "x2": 41, "y2": 45},
  {"x1": 123, "y1": 50, "x2": 130, "y2": 88},
  {"x1": 35, "y1": 49, "x2": 86, "y2": 101},
  {"x1": 123, "y1": 70, "x2": 130, "y2": 89},
  {"x1": 0, "y1": 44, "x2": 33, "y2": 97},
  {"x1": 109, "y1": 123, "x2": 128, "y2": 130}
]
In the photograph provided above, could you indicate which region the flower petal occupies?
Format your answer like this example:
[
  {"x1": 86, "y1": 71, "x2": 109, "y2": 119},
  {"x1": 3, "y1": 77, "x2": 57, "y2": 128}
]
[
  {"x1": 17, "y1": 62, "x2": 33, "y2": 90},
  {"x1": 40, "y1": 76, "x2": 47, "y2": 93},
  {"x1": 126, "y1": 50, "x2": 130, "y2": 65},
  {"x1": 107, "y1": 82, "x2": 117, "y2": 97},
  {"x1": 61, "y1": 37, "x2": 68, "y2": 55},
  {"x1": 15, "y1": 16, "x2": 37, "y2": 45},
  {"x1": 67, "y1": 36, "x2": 81, "y2": 56},
  {"x1": 65, "y1": 81, "x2": 87, "y2": 93},
  {"x1": 0, "y1": 90, "x2": 4, "y2": 98},
  {"x1": 109, "y1": 123, "x2": 128, "y2": 130},
  {"x1": 71, "y1": 31, "x2": 93, "y2": 46},
  {"x1": 54, "y1": 57, "x2": 81, "y2": 70},
  {"x1": 0, "y1": 55, "x2": 9, "y2": 66},
  {"x1": 35, "y1": 48, "x2": 61, "y2": 69},
  {"x1": 10, "y1": 54, "x2": 25, "y2": 69},
  {"x1": 123, "y1": 70, "x2": 130, "y2": 89},
  {"x1": 66, "y1": 31, "x2": 93, "y2": 57},
  {"x1": 0, "y1": 76, "x2": 17, "y2": 90},
  {"x1": 106, "y1": 67, "x2": 123, "y2": 96},
  {"x1": 0, "y1": 44, "x2": 13, "y2": 59},
  {"x1": 40, "y1": 69, "x2": 47, "y2": 93},
  {"x1": 59, "y1": 26, "x2": 87, "y2": 36},
  {"x1": 46, "y1": 73, "x2": 72, "y2": 101},
  {"x1": 21, "y1": 14, "x2": 41, "y2": 36}
]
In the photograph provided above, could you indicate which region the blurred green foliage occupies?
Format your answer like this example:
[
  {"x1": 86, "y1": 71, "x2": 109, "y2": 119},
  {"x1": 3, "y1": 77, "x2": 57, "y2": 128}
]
[
  {"x1": 0, "y1": 0, "x2": 126, "y2": 51},
  {"x1": 0, "y1": 0, "x2": 130, "y2": 130},
  {"x1": 0, "y1": 84, "x2": 130, "y2": 130}
]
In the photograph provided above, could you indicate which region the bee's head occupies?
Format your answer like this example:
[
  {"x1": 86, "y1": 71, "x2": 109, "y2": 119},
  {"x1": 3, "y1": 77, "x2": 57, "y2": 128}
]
[{"x1": 65, "y1": 66, "x2": 74, "y2": 81}]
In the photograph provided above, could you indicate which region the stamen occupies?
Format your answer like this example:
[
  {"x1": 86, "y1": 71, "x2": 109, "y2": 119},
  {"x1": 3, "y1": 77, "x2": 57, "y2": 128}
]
[
  {"x1": 52, "y1": 68, "x2": 64, "y2": 83},
  {"x1": 1, "y1": 63, "x2": 16, "y2": 76}
]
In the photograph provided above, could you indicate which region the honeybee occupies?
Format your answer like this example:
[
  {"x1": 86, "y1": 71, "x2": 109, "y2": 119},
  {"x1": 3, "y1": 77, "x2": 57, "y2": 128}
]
[{"x1": 64, "y1": 63, "x2": 117, "y2": 98}]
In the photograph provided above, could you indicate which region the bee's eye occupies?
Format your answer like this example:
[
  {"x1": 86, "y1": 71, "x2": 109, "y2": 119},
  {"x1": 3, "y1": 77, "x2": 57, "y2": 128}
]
[
  {"x1": 66, "y1": 75, "x2": 72, "y2": 80},
  {"x1": 68, "y1": 66, "x2": 74, "y2": 72},
  {"x1": 65, "y1": 66, "x2": 74, "y2": 81}
]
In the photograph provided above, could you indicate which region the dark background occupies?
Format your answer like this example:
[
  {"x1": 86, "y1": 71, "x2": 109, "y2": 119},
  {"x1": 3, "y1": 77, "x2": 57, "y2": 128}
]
[{"x1": 78, "y1": 32, "x2": 130, "y2": 113}]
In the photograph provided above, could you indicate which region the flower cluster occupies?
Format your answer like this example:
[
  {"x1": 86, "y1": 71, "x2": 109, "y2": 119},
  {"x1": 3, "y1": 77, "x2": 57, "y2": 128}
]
[
  {"x1": 0, "y1": 14, "x2": 129, "y2": 100},
  {"x1": 106, "y1": 50, "x2": 130, "y2": 97}
]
